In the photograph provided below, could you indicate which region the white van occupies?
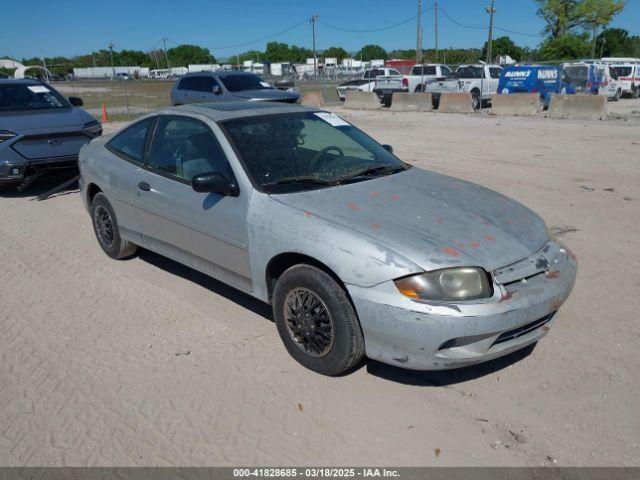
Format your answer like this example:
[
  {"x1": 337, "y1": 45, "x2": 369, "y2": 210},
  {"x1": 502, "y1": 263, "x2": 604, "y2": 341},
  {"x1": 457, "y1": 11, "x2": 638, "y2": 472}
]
[{"x1": 609, "y1": 63, "x2": 640, "y2": 98}]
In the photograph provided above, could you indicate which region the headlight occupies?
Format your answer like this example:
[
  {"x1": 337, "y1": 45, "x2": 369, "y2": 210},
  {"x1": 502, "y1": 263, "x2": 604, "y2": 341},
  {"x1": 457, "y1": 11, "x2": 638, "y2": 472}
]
[
  {"x1": 82, "y1": 121, "x2": 102, "y2": 137},
  {"x1": 394, "y1": 267, "x2": 493, "y2": 302},
  {"x1": 0, "y1": 130, "x2": 17, "y2": 143}
]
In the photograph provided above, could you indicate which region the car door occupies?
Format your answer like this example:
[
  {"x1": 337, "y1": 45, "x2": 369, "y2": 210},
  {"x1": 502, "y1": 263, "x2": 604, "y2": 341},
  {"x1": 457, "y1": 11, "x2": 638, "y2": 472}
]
[
  {"x1": 103, "y1": 116, "x2": 157, "y2": 243},
  {"x1": 176, "y1": 76, "x2": 202, "y2": 105},
  {"x1": 133, "y1": 114, "x2": 252, "y2": 292},
  {"x1": 199, "y1": 76, "x2": 222, "y2": 102}
]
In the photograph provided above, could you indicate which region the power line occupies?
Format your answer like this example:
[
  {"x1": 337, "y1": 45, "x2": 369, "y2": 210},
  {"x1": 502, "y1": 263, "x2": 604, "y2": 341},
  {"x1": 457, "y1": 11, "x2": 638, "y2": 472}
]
[
  {"x1": 493, "y1": 26, "x2": 539, "y2": 38},
  {"x1": 318, "y1": 12, "x2": 430, "y2": 34},
  {"x1": 438, "y1": 7, "x2": 487, "y2": 30},
  {"x1": 209, "y1": 19, "x2": 308, "y2": 50},
  {"x1": 439, "y1": 7, "x2": 539, "y2": 38}
]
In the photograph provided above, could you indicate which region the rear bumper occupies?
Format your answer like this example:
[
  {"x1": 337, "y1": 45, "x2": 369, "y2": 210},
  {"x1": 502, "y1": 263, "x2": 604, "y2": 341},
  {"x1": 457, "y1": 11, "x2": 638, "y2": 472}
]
[{"x1": 347, "y1": 243, "x2": 577, "y2": 371}]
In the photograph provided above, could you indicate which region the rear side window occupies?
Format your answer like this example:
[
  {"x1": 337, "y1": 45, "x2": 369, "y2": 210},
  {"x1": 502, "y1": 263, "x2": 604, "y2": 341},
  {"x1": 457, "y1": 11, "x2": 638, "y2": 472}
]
[
  {"x1": 107, "y1": 117, "x2": 155, "y2": 163},
  {"x1": 490, "y1": 68, "x2": 502, "y2": 79},
  {"x1": 412, "y1": 66, "x2": 436, "y2": 75},
  {"x1": 178, "y1": 76, "x2": 202, "y2": 91}
]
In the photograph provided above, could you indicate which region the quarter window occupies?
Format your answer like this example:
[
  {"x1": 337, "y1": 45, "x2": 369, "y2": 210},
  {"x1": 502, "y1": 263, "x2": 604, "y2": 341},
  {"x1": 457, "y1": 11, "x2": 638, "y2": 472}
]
[
  {"x1": 148, "y1": 116, "x2": 234, "y2": 182},
  {"x1": 107, "y1": 117, "x2": 155, "y2": 163}
]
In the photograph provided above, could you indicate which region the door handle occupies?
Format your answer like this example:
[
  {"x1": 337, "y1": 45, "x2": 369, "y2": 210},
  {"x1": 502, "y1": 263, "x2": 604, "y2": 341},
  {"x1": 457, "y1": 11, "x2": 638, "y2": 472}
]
[{"x1": 138, "y1": 181, "x2": 151, "y2": 192}]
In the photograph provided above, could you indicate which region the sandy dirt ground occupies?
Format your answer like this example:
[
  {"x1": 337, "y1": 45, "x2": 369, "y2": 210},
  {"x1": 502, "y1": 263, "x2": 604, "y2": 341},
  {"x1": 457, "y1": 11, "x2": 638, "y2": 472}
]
[{"x1": 1, "y1": 109, "x2": 639, "y2": 467}]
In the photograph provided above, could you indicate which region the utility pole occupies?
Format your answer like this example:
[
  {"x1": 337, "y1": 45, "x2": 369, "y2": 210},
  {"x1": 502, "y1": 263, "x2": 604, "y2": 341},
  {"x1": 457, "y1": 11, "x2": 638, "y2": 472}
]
[
  {"x1": 434, "y1": 0, "x2": 439, "y2": 63},
  {"x1": 41, "y1": 51, "x2": 49, "y2": 83},
  {"x1": 416, "y1": 0, "x2": 423, "y2": 63},
  {"x1": 310, "y1": 14, "x2": 319, "y2": 77},
  {"x1": 162, "y1": 37, "x2": 170, "y2": 70},
  {"x1": 108, "y1": 42, "x2": 116, "y2": 80},
  {"x1": 485, "y1": 0, "x2": 496, "y2": 63}
]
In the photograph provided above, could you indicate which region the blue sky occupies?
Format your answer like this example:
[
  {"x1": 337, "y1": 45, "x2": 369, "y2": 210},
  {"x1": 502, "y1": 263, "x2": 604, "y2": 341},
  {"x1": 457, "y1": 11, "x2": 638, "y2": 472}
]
[{"x1": 2, "y1": 0, "x2": 638, "y2": 60}]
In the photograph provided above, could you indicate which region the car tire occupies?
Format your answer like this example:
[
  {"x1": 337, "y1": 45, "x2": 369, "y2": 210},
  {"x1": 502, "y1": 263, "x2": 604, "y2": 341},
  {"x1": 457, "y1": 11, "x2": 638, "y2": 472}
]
[
  {"x1": 273, "y1": 264, "x2": 365, "y2": 376},
  {"x1": 633, "y1": 86, "x2": 640, "y2": 99},
  {"x1": 471, "y1": 90, "x2": 481, "y2": 111},
  {"x1": 614, "y1": 89, "x2": 621, "y2": 101},
  {"x1": 91, "y1": 192, "x2": 137, "y2": 260}
]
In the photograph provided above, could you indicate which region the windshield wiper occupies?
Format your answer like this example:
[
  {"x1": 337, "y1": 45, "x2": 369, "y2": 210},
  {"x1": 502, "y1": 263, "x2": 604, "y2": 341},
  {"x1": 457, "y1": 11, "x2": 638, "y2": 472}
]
[
  {"x1": 341, "y1": 165, "x2": 405, "y2": 182},
  {"x1": 263, "y1": 177, "x2": 337, "y2": 188}
]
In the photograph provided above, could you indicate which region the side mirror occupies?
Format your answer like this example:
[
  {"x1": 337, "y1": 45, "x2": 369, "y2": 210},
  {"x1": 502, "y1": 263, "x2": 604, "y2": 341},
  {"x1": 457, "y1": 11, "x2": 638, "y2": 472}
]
[
  {"x1": 382, "y1": 144, "x2": 393, "y2": 154},
  {"x1": 68, "y1": 96, "x2": 84, "y2": 107},
  {"x1": 212, "y1": 85, "x2": 222, "y2": 95},
  {"x1": 192, "y1": 172, "x2": 239, "y2": 197}
]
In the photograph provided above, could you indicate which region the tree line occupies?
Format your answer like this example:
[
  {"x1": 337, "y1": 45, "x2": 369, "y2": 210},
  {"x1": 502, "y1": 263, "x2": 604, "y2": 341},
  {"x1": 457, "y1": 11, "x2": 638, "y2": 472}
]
[{"x1": 2, "y1": 0, "x2": 638, "y2": 76}]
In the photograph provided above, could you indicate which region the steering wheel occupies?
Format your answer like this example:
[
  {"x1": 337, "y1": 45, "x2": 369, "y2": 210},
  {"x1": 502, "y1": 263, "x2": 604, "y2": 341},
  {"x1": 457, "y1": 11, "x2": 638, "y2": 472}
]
[{"x1": 312, "y1": 146, "x2": 344, "y2": 169}]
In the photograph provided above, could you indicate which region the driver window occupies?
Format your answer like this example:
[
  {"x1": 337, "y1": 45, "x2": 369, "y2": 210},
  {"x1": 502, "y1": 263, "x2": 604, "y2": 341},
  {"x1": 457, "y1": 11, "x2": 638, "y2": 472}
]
[{"x1": 148, "y1": 116, "x2": 233, "y2": 182}]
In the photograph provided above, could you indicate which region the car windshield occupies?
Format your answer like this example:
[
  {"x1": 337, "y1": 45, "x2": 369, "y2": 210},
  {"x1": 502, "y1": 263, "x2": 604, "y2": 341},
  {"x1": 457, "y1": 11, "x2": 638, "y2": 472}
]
[
  {"x1": 0, "y1": 83, "x2": 68, "y2": 112},
  {"x1": 217, "y1": 74, "x2": 272, "y2": 92},
  {"x1": 456, "y1": 66, "x2": 484, "y2": 78},
  {"x1": 222, "y1": 112, "x2": 408, "y2": 193},
  {"x1": 562, "y1": 66, "x2": 588, "y2": 80}
]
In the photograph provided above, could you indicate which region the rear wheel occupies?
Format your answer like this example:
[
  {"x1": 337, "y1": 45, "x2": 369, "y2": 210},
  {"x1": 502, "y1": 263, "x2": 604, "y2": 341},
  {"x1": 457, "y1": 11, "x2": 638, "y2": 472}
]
[
  {"x1": 614, "y1": 88, "x2": 622, "y2": 101},
  {"x1": 633, "y1": 86, "x2": 640, "y2": 99},
  {"x1": 273, "y1": 265, "x2": 365, "y2": 376},
  {"x1": 91, "y1": 193, "x2": 137, "y2": 260}
]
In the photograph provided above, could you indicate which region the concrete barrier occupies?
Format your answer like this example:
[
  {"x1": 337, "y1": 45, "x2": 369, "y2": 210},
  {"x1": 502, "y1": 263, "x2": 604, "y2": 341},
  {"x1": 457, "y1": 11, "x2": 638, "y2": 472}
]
[
  {"x1": 390, "y1": 92, "x2": 433, "y2": 112},
  {"x1": 491, "y1": 93, "x2": 540, "y2": 116},
  {"x1": 547, "y1": 94, "x2": 607, "y2": 120},
  {"x1": 437, "y1": 92, "x2": 474, "y2": 113},
  {"x1": 344, "y1": 90, "x2": 381, "y2": 110},
  {"x1": 301, "y1": 90, "x2": 323, "y2": 108}
]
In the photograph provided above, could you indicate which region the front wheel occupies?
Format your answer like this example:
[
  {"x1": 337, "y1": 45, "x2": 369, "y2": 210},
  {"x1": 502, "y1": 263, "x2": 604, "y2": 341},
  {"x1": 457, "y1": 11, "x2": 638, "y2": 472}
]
[
  {"x1": 91, "y1": 192, "x2": 137, "y2": 260},
  {"x1": 471, "y1": 91, "x2": 481, "y2": 111},
  {"x1": 273, "y1": 265, "x2": 365, "y2": 376}
]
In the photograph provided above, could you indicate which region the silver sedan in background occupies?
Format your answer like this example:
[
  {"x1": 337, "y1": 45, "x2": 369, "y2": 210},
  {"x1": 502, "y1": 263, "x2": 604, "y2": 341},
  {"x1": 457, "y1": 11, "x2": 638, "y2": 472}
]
[{"x1": 78, "y1": 102, "x2": 576, "y2": 376}]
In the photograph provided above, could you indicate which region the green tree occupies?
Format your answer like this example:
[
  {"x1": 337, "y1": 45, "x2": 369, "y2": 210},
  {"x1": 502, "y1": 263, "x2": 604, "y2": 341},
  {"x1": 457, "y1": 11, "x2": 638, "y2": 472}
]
[
  {"x1": 595, "y1": 28, "x2": 633, "y2": 56},
  {"x1": 167, "y1": 44, "x2": 216, "y2": 67},
  {"x1": 355, "y1": 44, "x2": 388, "y2": 61},
  {"x1": 536, "y1": 0, "x2": 625, "y2": 38},
  {"x1": 322, "y1": 46, "x2": 348, "y2": 61},
  {"x1": 538, "y1": 32, "x2": 591, "y2": 60},
  {"x1": 481, "y1": 36, "x2": 524, "y2": 61},
  {"x1": 264, "y1": 42, "x2": 291, "y2": 62},
  {"x1": 288, "y1": 45, "x2": 313, "y2": 63},
  {"x1": 237, "y1": 50, "x2": 264, "y2": 63}
]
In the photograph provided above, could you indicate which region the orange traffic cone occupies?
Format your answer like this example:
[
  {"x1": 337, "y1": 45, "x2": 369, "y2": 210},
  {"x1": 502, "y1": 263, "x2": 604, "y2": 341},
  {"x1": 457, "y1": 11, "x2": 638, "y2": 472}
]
[{"x1": 101, "y1": 104, "x2": 109, "y2": 122}]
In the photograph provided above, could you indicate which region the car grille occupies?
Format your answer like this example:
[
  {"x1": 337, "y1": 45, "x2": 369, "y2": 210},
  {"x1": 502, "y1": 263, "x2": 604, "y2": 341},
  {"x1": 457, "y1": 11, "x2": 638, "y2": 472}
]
[
  {"x1": 492, "y1": 312, "x2": 555, "y2": 346},
  {"x1": 12, "y1": 132, "x2": 90, "y2": 160}
]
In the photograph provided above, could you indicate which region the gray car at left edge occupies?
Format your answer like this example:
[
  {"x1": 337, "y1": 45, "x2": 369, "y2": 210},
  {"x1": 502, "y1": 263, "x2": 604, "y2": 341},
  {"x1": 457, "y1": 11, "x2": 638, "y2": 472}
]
[
  {"x1": 0, "y1": 79, "x2": 101, "y2": 188},
  {"x1": 78, "y1": 101, "x2": 577, "y2": 376}
]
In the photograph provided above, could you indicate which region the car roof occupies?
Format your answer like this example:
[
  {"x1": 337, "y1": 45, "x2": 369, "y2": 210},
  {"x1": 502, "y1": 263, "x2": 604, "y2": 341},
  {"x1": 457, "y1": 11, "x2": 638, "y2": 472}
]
[
  {"x1": 157, "y1": 101, "x2": 319, "y2": 122},
  {"x1": 0, "y1": 78, "x2": 43, "y2": 85},
  {"x1": 180, "y1": 70, "x2": 257, "y2": 78}
]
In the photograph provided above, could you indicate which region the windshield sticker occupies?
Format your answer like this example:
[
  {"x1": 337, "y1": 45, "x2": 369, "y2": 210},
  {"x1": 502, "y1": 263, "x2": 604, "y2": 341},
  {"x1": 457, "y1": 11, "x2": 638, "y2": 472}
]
[
  {"x1": 27, "y1": 85, "x2": 50, "y2": 93},
  {"x1": 260, "y1": 81, "x2": 271, "y2": 88},
  {"x1": 314, "y1": 112, "x2": 350, "y2": 127}
]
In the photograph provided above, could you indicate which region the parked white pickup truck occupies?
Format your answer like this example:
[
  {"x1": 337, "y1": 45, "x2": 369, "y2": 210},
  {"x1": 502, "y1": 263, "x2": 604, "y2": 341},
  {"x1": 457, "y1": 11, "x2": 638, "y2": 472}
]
[
  {"x1": 424, "y1": 64, "x2": 503, "y2": 110},
  {"x1": 404, "y1": 64, "x2": 453, "y2": 93},
  {"x1": 336, "y1": 67, "x2": 402, "y2": 101}
]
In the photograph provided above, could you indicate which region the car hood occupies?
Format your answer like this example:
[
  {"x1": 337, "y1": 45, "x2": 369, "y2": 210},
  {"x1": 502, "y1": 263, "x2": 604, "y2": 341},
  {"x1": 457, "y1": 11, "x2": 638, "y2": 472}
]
[
  {"x1": 230, "y1": 89, "x2": 299, "y2": 101},
  {"x1": 0, "y1": 107, "x2": 93, "y2": 135},
  {"x1": 271, "y1": 167, "x2": 549, "y2": 272}
]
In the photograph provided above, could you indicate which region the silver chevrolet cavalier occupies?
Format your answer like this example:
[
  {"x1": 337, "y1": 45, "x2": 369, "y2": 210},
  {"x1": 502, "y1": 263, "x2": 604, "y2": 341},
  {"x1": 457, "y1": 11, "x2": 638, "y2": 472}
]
[{"x1": 79, "y1": 102, "x2": 577, "y2": 376}]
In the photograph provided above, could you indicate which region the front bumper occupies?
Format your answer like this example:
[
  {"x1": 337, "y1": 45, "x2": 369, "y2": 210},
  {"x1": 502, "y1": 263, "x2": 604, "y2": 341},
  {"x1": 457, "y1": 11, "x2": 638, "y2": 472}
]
[
  {"x1": 347, "y1": 242, "x2": 577, "y2": 370},
  {"x1": 0, "y1": 156, "x2": 78, "y2": 184}
]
